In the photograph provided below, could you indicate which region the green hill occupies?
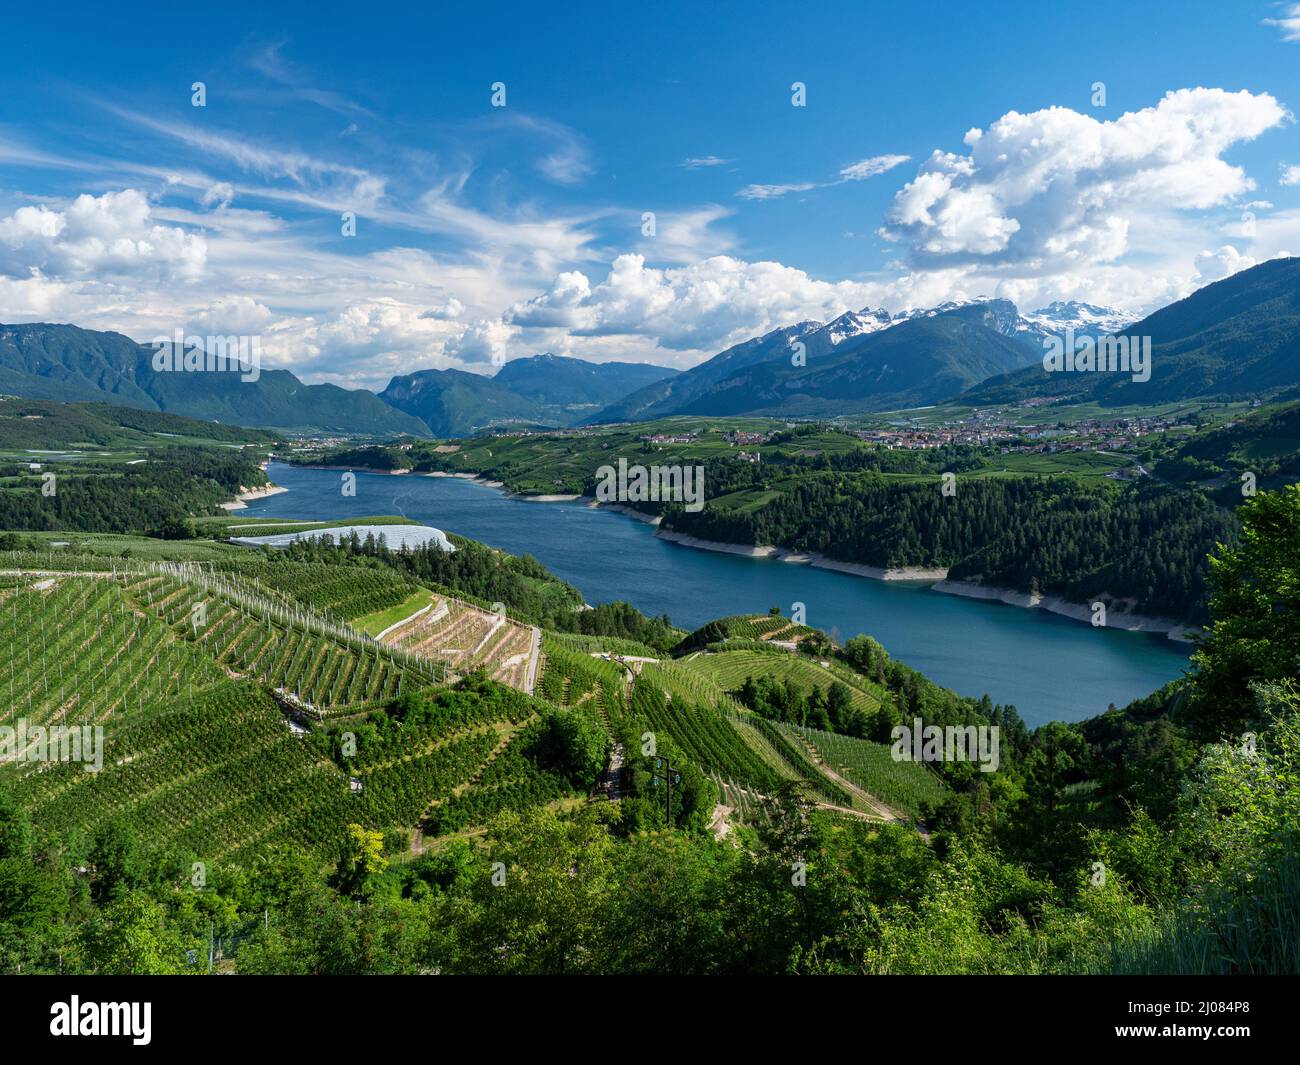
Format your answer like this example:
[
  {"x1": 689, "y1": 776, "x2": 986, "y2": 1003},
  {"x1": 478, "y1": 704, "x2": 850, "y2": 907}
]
[
  {"x1": 0, "y1": 398, "x2": 278, "y2": 450},
  {"x1": 592, "y1": 305, "x2": 1036, "y2": 422},
  {"x1": 0, "y1": 323, "x2": 429, "y2": 436},
  {"x1": 1151, "y1": 399, "x2": 1300, "y2": 502},
  {"x1": 961, "y1": 257, "x2": 1300, "y2": 406},
  {"x1": 379, "y1": 354, "x2": 678, "y2": 436}
]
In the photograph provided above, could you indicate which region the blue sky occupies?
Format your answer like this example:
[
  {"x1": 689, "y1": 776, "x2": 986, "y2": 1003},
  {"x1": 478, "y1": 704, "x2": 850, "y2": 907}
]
[{"x1": 4, "y1": 0, "x2": 1300, "y2": 387}]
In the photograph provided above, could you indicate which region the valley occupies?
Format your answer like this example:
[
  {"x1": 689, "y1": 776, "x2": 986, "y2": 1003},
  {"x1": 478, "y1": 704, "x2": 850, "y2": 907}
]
[{"x1": 5, "y1": 0, "x2": 1300, "y2": 1004}]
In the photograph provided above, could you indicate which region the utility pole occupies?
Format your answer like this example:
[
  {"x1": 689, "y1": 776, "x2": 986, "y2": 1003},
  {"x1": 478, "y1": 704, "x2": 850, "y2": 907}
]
[{"x1": 652, "y1": 756, "x2": 682, "y2": 825}]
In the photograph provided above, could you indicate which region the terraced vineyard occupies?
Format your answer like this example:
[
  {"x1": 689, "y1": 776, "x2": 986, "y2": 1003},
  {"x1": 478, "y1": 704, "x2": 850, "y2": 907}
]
[
  {"x1": 0, "y1": 573, "x2": 228, "y2": 730},
  {"x1": 122, "y1": 565, "x2": 442, "y2": 717},
  {"x1": 327, "y1": 676, "x2": 606, "y2": 838},
  {"x1": 675, "y1": 613, "x2": 820, "y2": 652},
  {"x1": 741, "y1": 712, "x2": 853, "y2": 805},
  {"x1": 723, "y1": 713, "x2": 804, "y2": 784},
  {"x1": 0, "y1": 551, "x2": 925, "y2": 866},
  {"x1": 425, "y1": 727, "x2": 582, "y2": 835},
  {"x1": 7, "y1": 678, "x2": 354, "y2": 862},
  {"x1": 213, "y1": 559, "x2": 419, "y2": 623},
  {"x1": 381, "y1": 596, "x2": 539, "y2": 691},
  {"x1": 537, "y1": 644, "x2": 629, "y2": 727},
  {"x1": 596, "y1": 658, "x2": 885, "y2": 814},
  {"x1": 629, "y1": 677, "x2": 781, "y2": 791},
  {"x1": 640, "y1": 660, "x2": 741, "y2": 713},
  {"x1": 788, "y1": 724, "x2": 950, "y2": 818},
  {"x1": 679, "y1": 649, "x2": 885, "y2": 718},
  {"x1": 542, "y1": 631, "x2": 662, "y2": 658},
  {"x1": 1, "y1": 558, "x2": 606, "y2": 858}
]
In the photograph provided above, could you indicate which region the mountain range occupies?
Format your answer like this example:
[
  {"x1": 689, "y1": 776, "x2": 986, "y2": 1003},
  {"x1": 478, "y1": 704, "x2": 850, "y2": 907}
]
[
  {"x1": 380, "y1": 355, "x2": 677, "y2": 436},
  {"x1": 592, "y1": 261, "x2": 1300, "y2": 421},
  {"x1": 0, "y1": 324, "x2": 430, "y2": 437},
  {"x1": 0, "y1": 325, "x2": 673, "y2": 437},
  {"x1": 4, "y1": 258, "x2": 1299, "y2": 435},
  {"x1": 962, "y1": 257, "x2": 1300, "y2": 406},
  {"x1": 589, "y1": 298, "x2": 1139, "y2": 422}
]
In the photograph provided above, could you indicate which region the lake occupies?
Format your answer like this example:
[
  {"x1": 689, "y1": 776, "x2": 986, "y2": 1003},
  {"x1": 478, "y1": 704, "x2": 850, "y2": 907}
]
[{"x1": 238, "y1": 462, "x2": 1193, "y2": 726}]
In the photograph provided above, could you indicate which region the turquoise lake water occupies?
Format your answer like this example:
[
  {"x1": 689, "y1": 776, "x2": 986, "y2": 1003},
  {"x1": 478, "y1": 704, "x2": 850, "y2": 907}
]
[{"x1": 238, "y1": 461, "x2": 1193, "y2": 727}]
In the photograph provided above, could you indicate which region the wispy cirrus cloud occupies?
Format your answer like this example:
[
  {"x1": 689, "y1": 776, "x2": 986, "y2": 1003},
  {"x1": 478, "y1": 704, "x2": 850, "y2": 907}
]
[
  {"x1": 248, "y1": 42, "x2": 377, "y2": 119},
  {"x1": 736, "y1": 182, "x2": 816, "y2": 200},
  {"x1": 737, "y1": 153, "x2": 910, "y2": 200},
  {"x1": 105, "y1": 106, "x2": 386, "y2": 205},
  {"x1": 499, "y1": 113, "x2": 593, "y2": 185},
  {"x1": 1263, "y1": 3, "x2": 1300, "y2": 41},
  {"x1": 839, "y1": 154, "x2": 911, "y2": 181}
]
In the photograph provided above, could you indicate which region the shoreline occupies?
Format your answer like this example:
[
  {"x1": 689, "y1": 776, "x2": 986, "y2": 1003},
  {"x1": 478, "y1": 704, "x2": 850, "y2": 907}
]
[
  {"x1": 286, "y1": 463, "x2": 412, "y2": 475},
  {"x1": 591, "y1": 502, "x2": 662, "y2": 525},
  {"x1": 654, "y1": 529, "x2": 1192, "y2": 640},
  {"x1": 424, "y1": 471, "x2": 505, "y2": 489},
  {"x1": 652, "y1": 529, "x2": 947, "y2": 579},
  {"x1": 221, "y1": 484, "x2": 289, "y2": 511},
  {"x1": 931, "y1": 579, "x2": 1199, "y2": 642},
  {"x1": 265, "y1": 461, "x2": 1197, "y2": 642}
]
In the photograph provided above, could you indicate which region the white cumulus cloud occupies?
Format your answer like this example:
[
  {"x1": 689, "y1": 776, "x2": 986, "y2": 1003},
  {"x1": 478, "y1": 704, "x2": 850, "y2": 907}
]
[
  {"x1": 881, "y1": 88, "x2": 1288, "y2": 268},
  {"x1": 445, "y1": 318, "x2": 517, "y2": 366},
  {"x1": 0, "y1": 189, "x2": 206, "y2": 281},
  {"x1": 508, "y1": 253, "x2": 878, "y2": 352},
  {"x1": 1194, "y1": 245, "x2": 1257, "y2": 283},
  {"x1": 419, "y1": 296, "x2": 466, "y2": 320}
]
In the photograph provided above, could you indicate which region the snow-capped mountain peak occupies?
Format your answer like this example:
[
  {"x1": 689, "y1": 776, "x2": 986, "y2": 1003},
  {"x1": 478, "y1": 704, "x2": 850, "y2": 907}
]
[
  {"x1": 790, "y1": 297, "x2": 1138, "y2": 358},
  {"x1": 818, "y1": 307, "x2": 894, "y2": 346},
  {"x1": 1022, "y1": 301, "x2": 1139, "y2": 336}
]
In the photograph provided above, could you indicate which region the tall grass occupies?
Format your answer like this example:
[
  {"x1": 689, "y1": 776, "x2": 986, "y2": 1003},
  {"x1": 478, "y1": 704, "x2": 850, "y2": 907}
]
[{"x1": 1104, "y1": 841, "x2": 1300, "y2": 975}]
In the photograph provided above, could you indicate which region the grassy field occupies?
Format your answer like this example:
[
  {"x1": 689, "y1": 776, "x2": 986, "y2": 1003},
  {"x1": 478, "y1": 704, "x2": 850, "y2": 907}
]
[{"x1": 354, "y1": 587, "x2": 439, "y2": 636}]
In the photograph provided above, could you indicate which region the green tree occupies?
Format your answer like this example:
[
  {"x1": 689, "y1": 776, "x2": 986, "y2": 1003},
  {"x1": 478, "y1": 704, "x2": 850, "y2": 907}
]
[
  {"x1": 335, "y1": 824, "x2": 389, "y2": 898},
  {"x1": 1191, "y1": 485, "x2": 1300, "y2": 740},
  {"x1": 82, "y1": 892, "x2": 187, "y2": 975}
]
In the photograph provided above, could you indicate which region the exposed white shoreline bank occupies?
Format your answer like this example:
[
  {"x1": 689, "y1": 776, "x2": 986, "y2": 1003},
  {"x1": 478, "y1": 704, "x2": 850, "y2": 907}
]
[
  {"x1": 279, "y1": 463, "x2": 1195, "y2": 642},
  {"x1": 221, "y1": 484, "x2": 288, "y2": 510},
  {"x1": 292, "y1": 463, "x2": 413, "y2": 475},
  {"x1": 424, "y1": 471, "x2": 505, "y2": 488},
  {"x1": 931, "y1": 579, "x2": 1198, "y2": 642},
  {"x1": 652, "y1": 530, "x2": 947, "y2": 579},
  {"x1": 591, "y1": 502, "x2": 663, "y2": 525},
  {"x1": 653, "y1": 529, "x2": 1193, "y2": 641}
]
